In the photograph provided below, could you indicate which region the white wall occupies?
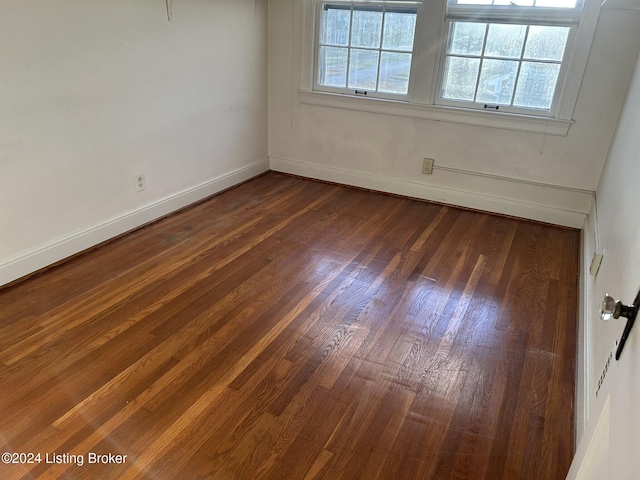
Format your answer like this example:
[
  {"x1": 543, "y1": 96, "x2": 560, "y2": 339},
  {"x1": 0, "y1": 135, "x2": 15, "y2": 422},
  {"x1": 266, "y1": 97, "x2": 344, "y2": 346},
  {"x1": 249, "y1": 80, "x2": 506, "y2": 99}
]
[
  {"x1": 268, "y1": 0, "x2": 640, "y2": 227},
  {"x1": 568, "y1": 31, "x2": 640, "y2": 480},
  {"x1": 0, "y1": 0, "x2": 268, "y2": 286}
]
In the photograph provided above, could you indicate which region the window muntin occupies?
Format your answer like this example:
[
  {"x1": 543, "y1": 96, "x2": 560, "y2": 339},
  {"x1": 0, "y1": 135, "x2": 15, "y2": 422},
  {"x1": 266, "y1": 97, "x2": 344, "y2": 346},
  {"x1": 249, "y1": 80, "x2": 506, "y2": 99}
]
[{"x1": 316, "y1": 3, "x2": 418, "y2": 97}]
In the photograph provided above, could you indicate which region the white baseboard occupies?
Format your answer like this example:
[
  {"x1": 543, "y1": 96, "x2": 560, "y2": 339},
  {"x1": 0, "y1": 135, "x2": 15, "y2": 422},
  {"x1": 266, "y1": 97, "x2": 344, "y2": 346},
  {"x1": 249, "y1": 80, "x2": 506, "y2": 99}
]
[
  {"x1": 2, "y1": 156, "x2": 590, "y2": 287},
  {"x1": 270, "y1": 156, "x2": 592, "y2": 228},
  {"x1": 0, "y1": 159, "x2": 269, "y2": 287},
  {"x1": 567, "y1": 394, "x2": 611, "y2": 480}
]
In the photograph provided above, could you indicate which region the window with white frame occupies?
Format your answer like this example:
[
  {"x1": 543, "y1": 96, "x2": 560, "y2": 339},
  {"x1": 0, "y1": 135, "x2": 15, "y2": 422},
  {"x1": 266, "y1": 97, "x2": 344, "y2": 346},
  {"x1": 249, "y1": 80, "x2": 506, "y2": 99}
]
[
  {"x1": 310, "y1": 0, "x2": 593, "y2": 131},
  {"x1": 316, "y1": 3, "x2": 418, "y2": 98},
  {"x1": 438, "y1": 0, "x2": 582, "y2": 115}
]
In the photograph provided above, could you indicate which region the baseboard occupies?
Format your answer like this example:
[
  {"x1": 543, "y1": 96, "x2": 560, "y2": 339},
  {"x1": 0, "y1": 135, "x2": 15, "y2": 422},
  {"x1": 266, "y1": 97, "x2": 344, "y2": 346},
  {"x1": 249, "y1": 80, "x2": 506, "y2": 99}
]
[
  {"x1": 270, "y1": 156, "x2": 592, "y2": 228},
  {"x1": 0, "y1": 159, "x2": 270, "y2": 287},
  {"x1": 2, "y1": 156, "x2": 590, "y2": 287},
  {"x1": 567, "y1": 394, "x2": 611, "y2": 480}
]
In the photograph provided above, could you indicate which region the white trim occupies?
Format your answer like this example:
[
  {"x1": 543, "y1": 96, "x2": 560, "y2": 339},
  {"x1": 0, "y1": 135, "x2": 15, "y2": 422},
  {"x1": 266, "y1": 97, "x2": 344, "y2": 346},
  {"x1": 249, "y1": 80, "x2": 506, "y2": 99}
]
[
  {"x1": 577, "y1": 225, "x2": 590, "y2": 442},
  {"x1": 0, "y1": 159, "x2": 270, "y2": 287},
  {"x1": 270, "y1": 155, "x2": 592, "y2": 227},
  {"x1": 567, "y1": 394, "x2": 611, "y2": 480},
  {"x1": 555, "y1": 0, "x2": 601, "y2": 120},
  {"x1": 578, "y1": 202, "x2": 597, "y2": 440},
  {"x1": 299, "y1": 89, "x2": 574, "y2": 135}
]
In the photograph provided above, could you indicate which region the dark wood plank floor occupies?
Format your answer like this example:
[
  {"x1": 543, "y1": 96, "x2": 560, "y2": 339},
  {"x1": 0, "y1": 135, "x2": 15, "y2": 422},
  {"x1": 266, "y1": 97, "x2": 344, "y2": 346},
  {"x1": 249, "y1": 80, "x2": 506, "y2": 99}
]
[{"x1": 0, "y1": 172, "x2": 579, "y2": 480}]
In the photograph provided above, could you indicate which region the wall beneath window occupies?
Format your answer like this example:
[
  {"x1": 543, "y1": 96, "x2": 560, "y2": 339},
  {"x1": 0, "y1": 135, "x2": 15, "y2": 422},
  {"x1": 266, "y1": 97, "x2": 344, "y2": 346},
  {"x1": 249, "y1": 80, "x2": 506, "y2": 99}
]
[
  {"x1": 268, "y1": 0, "x2": 640, "y2": 227},
  {"x1": 0, "y1": 0, "x2": 268, "y2": 286},
  {"x1": 568, "y1": 38, "x2": 640, "y2": 479}
]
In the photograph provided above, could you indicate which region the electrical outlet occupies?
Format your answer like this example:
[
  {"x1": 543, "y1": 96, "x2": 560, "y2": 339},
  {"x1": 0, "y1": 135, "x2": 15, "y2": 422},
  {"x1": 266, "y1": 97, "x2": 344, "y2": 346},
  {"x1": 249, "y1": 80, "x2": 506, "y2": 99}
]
[
  {"x1": 422, "y1": 158, "x2": 434, "y2": 175},
  {"x1": 135, "y1": 173, "x2": 146, "y2": 192},
  {"x1": 590, "y1": 249, "x2": 604, "y2": 276}
]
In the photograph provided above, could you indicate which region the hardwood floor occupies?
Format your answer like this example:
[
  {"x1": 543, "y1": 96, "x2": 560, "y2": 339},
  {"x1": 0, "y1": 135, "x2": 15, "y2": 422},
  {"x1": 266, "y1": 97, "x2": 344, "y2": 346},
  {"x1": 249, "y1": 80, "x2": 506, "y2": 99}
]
[{"x1": 0, "y1": 173, "x2": 579, "y2": 479}]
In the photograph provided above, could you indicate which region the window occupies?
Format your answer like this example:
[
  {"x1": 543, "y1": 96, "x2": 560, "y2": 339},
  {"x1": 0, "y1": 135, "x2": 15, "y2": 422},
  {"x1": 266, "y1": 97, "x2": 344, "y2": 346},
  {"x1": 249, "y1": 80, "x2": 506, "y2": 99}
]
[
  {"x1": 307, "y1": 0, "x2": 596, "y2": 134},
  {"x1": 438, "y1": 0, "x2": 582, "y2": 115},
  {"x1": 316, "y1": 3, "x2": 418, "y2": 98}
]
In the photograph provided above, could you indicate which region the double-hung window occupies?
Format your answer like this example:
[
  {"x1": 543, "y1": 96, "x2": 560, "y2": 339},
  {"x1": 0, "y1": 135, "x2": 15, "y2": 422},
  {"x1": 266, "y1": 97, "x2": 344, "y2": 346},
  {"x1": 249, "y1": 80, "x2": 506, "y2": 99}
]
[
  {"x1": 309, "y1": 0, "x2": 594, "y2": 133},
  {"x1": 439, "y1": 0, "x2": 583, "y2": 116},
  {"x1": 315, "y1": 2, "x2": 419, "y2": 98}
]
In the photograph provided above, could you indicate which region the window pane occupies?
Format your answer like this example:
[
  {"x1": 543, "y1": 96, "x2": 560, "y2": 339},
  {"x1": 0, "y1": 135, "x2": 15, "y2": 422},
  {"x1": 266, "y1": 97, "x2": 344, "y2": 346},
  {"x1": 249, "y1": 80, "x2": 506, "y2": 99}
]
[
  {"x1": 442, "y1": 56, "x2": 480, "y2": 101},
  {"x1": 348, "y1": 49, "x2": 380, "y2": 90},
  {"x1": 382, "y1": 11, "x2": 417, "y2": 51},
  {"x1": 351, "y1": 9, "x2": 383, "y2": 48},
  {"x1": 318, "y1": 46, "x2": 348, "y2": 87},
  {"x1": 514, "y1": 62, "x2": 560, "y2": 109},
  {"x1": 476, "y1": 59, "x2": 518, "y2": 104},
  {"x1": 449, "y1": 22, "x2": 486, "y2": 56},
  {"x1": 485, "y1": 24, "x2": 526, "y2": 59},
  {"x1": 379, "y1": 52, "x2": 412, "y2": 94},
  {"x1": 320, "y1": 7, "x2": 350, "y2": 46},
  {"x1": 524, "y1": 26, "x2": 569, "y2": 61}
]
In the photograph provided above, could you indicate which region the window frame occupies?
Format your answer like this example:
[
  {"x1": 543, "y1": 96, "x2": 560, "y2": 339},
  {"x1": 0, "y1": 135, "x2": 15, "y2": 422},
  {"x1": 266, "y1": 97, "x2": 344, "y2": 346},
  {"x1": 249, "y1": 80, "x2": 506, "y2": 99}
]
[
  {"x1": 301, "y1": 0, "x2": 600, "y2": 135},
  {"x1": 313, "y1": 1, "x2": 421, "y2": 101},
  {"x1": 435, "y1": 0, "x2": 584, "y2": 117}
]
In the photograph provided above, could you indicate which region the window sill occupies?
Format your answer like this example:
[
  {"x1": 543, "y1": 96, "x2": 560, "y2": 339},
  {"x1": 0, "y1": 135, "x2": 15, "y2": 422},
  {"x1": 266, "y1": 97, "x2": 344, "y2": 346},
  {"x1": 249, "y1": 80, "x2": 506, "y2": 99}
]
[{"x1": 298, "y1": 90, "x2": 573, "y2": 136}]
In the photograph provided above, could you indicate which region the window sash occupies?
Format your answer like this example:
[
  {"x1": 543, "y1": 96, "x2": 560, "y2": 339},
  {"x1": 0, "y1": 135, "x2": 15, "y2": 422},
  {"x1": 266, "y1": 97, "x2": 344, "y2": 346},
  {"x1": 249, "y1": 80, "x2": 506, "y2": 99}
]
[
  {"x1": 435, "y1": 19, "x2": 576, "y2": 115},
  {"x1": 437, "y1": 0, "x2": 582, "y2": 114},
  {"x1": 446, "y1": 5, "x2": 582, "y2": 26},
  {"x1": 315, "y1": 2, "x2": 419, "y2": 99},
  {"x1": 445, "y1": 0, "x2": 584, "y2": 25}
]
